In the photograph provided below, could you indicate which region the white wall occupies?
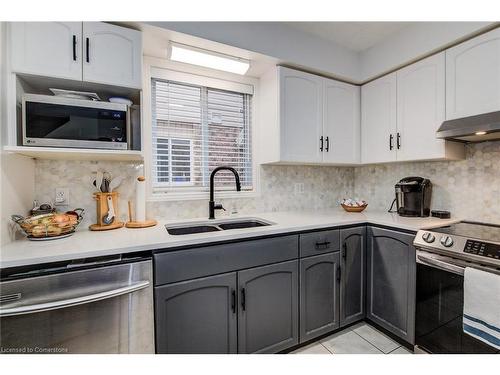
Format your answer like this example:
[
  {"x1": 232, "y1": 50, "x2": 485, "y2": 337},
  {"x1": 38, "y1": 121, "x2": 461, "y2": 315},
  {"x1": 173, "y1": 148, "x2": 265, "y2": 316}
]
[
  {"x1": 0, "y1": 22, "x2": 35, "y2": 245},
  {"x1": 360, "y1": 22, "x2": 495, "y2": 81},
  {"x1": 148, "y1": 22, "x2": 362, "y2": 82}
]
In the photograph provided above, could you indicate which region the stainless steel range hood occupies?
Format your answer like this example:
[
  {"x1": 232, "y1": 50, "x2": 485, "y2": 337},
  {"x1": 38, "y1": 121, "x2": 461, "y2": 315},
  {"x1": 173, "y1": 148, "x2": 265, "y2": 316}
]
[{"x1": 437, "y1": 111, "x2": 500, "y2": 142}]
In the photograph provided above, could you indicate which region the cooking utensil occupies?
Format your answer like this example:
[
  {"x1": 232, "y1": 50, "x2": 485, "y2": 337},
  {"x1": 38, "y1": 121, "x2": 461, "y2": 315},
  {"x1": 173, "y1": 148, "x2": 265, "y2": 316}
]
[
  {"x1": 94, "y1": 171, "x2": 104, "y2": 192},
  {"x1": 108, "y1": 176, "x2": 124, "y2": 192},
  {"x1": 102, "y1": 195, "x2": 115, "y2": 225},
  {"x1": 101, "y1": 179, "x2": 110, "y2": 193},
  {"x1": 101, "y1": 171, "x2": 111, "y2": 192}
]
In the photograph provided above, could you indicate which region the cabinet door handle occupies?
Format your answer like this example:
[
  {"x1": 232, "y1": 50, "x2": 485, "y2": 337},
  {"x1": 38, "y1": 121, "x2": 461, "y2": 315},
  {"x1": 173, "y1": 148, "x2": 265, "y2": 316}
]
[
  {"x1": 319, "y1": 136, "x2": 324, "y2": 152},
  {"x1": 231, "y1": 289, "x2": 236, "y2": 314},
  {"x1": 342, "y1": 242, "x2": 347, "y2": 258},
  {"x1": 389, "y1": 134, "x2": 394, "y2": 150},
  {"x1": 72, "y1": 35, "x2": 77, "y2": 61},
  {"x1": 325, "y1": 136, "x2": 329, "y2": 152},
  {"x1": 241, "y1": 288, "x2": 246, "y2": 311},
  {"x1": 337, "y1": 265, "x2": 341, "y2": 282},
  {"x1": 85, "y1": 37, "x2": 90, "y2": 63},
  {"x1": 397, "y1": 132, "x2": 401, "y2": 149},
  {"x1": 315, "y1": 241, "x2": 331, "y2": 249}
]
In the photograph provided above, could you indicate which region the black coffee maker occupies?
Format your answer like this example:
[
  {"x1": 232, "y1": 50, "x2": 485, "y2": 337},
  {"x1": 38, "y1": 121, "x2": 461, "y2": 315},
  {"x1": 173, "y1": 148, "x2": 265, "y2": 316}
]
[{"x1": 392, "y1": 177, "x2": 432, "y2": 217}]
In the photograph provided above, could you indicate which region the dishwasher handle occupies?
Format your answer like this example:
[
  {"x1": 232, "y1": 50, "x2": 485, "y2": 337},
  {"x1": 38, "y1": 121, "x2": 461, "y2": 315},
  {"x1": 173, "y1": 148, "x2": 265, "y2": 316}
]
[{"x1": 0, "y1": 280, "x2": 150, "y2": 317}]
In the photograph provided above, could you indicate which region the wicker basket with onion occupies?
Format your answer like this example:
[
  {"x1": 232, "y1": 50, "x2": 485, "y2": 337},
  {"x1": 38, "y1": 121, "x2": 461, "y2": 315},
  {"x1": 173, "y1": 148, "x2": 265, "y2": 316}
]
[{"x1": 11, "y1": 208, "x2": 84, "y2": 240}]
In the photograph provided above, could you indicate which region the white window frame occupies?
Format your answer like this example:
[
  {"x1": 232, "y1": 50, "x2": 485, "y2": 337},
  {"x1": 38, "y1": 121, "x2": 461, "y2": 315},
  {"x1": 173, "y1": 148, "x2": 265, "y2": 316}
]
[{"x1": 143, "y1": 56, "x2": 260, "y2": 202}]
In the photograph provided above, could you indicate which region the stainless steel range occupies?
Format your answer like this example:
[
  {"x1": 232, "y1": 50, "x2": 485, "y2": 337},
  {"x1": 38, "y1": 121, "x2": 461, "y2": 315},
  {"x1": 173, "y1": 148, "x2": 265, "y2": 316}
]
[
  {"x1": 415, "y1": 221, "x2": 500, "y2": 268},
  {"x1": 413, "y1": 221, "x2": 500, "y2": 354}
]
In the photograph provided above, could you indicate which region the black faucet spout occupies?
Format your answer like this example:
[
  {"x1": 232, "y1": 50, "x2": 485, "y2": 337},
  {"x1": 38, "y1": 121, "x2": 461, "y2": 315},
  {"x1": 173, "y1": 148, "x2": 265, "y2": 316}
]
[{"x1": 209, "y1": 166, "x2": 241, "y2": 219}]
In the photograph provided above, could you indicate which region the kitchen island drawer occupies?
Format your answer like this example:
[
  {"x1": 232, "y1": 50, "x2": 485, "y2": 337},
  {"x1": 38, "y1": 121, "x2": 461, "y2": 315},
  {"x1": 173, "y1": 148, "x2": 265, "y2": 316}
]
[
  {"x1": 300, "y1": 229, "x2": 340, "y2": 257},
  {"x1": 154, "y1": 235, "x2": 299, "y2": 286}
]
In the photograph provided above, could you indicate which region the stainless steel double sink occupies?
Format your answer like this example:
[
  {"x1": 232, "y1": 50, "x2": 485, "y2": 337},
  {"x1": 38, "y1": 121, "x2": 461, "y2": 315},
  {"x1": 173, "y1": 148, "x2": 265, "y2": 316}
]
[{"x1": 165, "y1": 217, "x2": 274, "y2": 235}]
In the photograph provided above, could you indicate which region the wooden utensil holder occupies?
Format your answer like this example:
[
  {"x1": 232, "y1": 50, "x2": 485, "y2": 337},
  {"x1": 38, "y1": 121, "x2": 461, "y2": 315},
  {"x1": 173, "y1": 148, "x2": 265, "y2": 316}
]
[{"x1": 89, "y1": 192, "x2": 124, "y2": 231}]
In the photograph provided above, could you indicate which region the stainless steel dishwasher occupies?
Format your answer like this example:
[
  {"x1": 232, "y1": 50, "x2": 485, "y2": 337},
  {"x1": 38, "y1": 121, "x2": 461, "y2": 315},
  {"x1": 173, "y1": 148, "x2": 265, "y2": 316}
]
[{"x1": 0, "y1": 257, "x2": 154, "y2": 354}]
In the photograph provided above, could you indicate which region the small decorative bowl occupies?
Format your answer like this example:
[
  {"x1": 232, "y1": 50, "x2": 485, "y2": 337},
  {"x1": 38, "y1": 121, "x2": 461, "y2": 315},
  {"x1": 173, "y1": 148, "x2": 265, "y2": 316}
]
[{"x1": 341, "y1": 203, "x2": 368, "y2": 213}]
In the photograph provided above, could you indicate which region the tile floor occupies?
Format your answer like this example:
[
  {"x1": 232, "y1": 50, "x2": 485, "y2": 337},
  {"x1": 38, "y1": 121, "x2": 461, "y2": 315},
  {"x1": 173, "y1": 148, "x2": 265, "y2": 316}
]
[{"x1": 291, "y1": 322, "x2": 413, "y2": 354}]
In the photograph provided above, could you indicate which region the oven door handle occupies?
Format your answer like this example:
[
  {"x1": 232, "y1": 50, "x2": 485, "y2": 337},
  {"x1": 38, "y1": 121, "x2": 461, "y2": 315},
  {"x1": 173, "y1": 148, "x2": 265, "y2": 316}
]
[
  {"x1": 416, "y1": 254, "x2": 465, "y2": 276},
  {"x1": 0, "y1": 280, "x2": 150, "y2": 317}
]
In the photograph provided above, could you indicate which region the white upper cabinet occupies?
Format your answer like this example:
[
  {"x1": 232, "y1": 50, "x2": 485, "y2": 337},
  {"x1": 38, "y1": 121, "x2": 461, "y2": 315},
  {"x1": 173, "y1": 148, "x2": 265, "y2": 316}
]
[
  {"x1": 446, "y1": 27, "x2": 500, "y2": 120},
  {"x1": 82, "y1": 22, "x2": 142, "y2": 89},
  {"x1": 10, "y1": 22, "x2": 82, "y2": 81},
  {"x1": 361, "y1": 54, "x2": 464, "y2": 164},
  {"x1": 9, "y1": 22, "x2": 142, "y2": 89},
  {"x1": 361, "y1": 72, "x2": 397, "y2": 164},
  {"x1": 396, "y1": 53, "x2": 446, "y2": 161},
  {"x1": 279, "y1": 67, "x2": 323, "y2": 163},
  {"x1": 323, "y1": 79, "x2": 360, "y2": 164},
  {"x1": 260, "y1": 66, "x2": 360, "y2": 165}
]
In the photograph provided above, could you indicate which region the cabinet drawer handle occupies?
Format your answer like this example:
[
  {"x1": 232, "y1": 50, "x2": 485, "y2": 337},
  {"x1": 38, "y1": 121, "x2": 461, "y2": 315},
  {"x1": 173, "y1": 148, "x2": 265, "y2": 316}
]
[
  {"x1": 325, "y1": 136, "x2": 330, "y2": 152},
  {"x1": 231, "y1": 289, "x2": 236, "y2": 314},
  {"x1": 315, "y1": 241, "x2": 331, "y2": 249},
  {"x1": 337, "y1": 265, "x2": 341, "y2": 282},
  {"x1": 319, "y1": 136, "x2": 324, "y2": 152},
  {"x1": 342, "y1": 242, "x2": 347, "y2": 258},
  {"x1": 389, "y1": 134, "x2": 394, "y2": 150},
  {"x1": 85, "y1": 37, "x2": 90, "y2": 63},
  {"x1": 397, "y1": 132, "x2": 401, "y2": 149},
  {"x1": 72, "y1": 35, "x2": 77, "y2": 61},
  {"x1": 241, "y1": 288, "x2": 246, "y2": 311}
]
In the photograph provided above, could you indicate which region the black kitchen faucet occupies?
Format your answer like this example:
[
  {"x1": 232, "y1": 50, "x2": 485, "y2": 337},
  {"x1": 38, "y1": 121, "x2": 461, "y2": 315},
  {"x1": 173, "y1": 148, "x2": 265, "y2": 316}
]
[{"x1": 208, "y1": 166, "x2": 241, "y2": 219}]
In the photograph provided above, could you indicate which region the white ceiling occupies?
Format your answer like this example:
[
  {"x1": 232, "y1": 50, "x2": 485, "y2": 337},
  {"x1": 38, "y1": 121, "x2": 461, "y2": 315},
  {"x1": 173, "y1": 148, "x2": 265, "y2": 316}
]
[{"x1": 285, "y1": 22, "x2": 414, "y2": 52}]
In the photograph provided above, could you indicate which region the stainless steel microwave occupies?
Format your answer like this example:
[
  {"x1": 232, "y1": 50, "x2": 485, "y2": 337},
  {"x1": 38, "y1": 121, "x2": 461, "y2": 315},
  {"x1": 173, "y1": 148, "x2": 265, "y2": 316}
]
[{"x1": 22, "y1": 94, "x2": 130, "y2": 150}]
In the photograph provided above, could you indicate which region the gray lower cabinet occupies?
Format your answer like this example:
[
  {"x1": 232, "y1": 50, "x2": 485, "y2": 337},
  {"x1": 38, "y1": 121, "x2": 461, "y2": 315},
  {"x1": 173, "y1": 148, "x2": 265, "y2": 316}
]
[
  {"x1": 238, "y1": 260, "x2": 299, "y2": 353},
  {"x1": 155, "y1": 272, "x2": 237, "y2": 354},
  {"x1": 366, "y1": 227, "x2": 416, "y2": 344},
  {"x1": 340, "y1": 226, "x2": 366, "y2": 327},
  {"x1": 300, "y1": 253, "x2": 340, "y2": 342},
  {"x1": 300, "y1": 229, "x2": 340, "y2": 257}
]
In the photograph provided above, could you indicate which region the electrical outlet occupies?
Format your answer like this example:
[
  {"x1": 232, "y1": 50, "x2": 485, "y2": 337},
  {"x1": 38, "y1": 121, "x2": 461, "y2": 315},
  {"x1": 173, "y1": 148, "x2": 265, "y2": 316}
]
[
  {"x1": 294, "y1": 183, "x2": 305, "y2": 194},
  {"x1": 55, "y1": 188, "x2": 69, "y2": 206}
]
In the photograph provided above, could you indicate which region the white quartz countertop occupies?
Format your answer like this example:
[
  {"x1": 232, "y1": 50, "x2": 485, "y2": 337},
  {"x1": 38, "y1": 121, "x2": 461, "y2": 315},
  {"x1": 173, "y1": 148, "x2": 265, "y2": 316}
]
[{"x1": 0, "y1": 209, "x2": 459, "y2": 269}]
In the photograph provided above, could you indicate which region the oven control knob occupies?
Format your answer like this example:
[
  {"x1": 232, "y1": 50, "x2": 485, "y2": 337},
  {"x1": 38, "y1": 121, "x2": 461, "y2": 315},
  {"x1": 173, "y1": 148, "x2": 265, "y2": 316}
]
[
  {"x1": 440, "y1": 235, "x2": 454, "y2": 247},
  {"x1": 422, "y1": 232, "x2": 435, "y2": 243}
]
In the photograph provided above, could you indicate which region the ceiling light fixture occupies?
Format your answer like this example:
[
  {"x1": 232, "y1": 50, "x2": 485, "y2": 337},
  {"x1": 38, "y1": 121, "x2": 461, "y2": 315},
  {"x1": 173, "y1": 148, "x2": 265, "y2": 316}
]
[
  {"x1": 169, "y1": 42, "x2": 250, "y2": 75},
  {"x1": 475, "y1": 131, "x2": 487, "y2": 135}
]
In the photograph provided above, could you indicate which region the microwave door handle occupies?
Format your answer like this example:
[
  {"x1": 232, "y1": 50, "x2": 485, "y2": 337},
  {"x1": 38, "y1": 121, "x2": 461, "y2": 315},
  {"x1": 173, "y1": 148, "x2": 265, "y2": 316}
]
[
  {"x1": 416, "y1": 254, "x2": 465, "y2": 276},
  {"x1": 0, "y1": 280, "x2": 150, "y2": 317}
]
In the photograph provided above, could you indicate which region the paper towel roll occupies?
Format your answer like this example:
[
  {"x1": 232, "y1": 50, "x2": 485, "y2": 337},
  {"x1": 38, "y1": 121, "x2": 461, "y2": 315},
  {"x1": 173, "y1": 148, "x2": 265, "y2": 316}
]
[{"x1": 135, "y1": 176, "x2": 146, "y2": 222}]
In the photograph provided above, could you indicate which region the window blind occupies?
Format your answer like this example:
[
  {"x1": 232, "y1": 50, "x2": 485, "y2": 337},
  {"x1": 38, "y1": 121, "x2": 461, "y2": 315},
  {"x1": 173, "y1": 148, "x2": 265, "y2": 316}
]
[{"x1": 151, "y1": 78, "x2": 253, "y2": 194}]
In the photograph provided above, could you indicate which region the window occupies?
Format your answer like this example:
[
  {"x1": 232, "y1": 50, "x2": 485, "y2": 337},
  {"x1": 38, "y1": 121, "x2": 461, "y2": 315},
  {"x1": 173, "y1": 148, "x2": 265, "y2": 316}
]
[
  {"x1": 151, "y1": 78, "x2": 253, "y2": 195},
  {"x1": 155, "y1": 138, "x2": 193, "y2": 185}
]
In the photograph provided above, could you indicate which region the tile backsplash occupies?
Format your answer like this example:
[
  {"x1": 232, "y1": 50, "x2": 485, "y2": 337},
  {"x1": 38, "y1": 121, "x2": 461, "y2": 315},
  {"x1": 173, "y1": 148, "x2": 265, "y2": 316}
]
[
  {"x1": 33, "y1": 141, "x2": 500, "y2": 226},
  {"x1": 34, "y1": 161, "x2": 354, "y2": 226},
  {"x1": 354, "y1": 141, "x2": 500, "y2": 223},
  {"x1": 34, "y1": 160, "x2": 143, "y2": 227},
  {"x1": 149, "y1": 165, "x2": 354, "y2": 221}
]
